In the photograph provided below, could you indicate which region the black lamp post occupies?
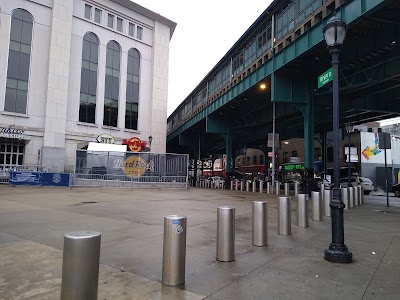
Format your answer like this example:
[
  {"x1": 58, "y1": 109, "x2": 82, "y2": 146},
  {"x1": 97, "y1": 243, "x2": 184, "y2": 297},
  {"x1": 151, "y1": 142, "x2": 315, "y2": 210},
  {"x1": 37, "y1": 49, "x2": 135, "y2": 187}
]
[
  {"x1": 323, "y1": 15, "x2": 352, "y2": 263},
  {"x1": 148, "y1": 135, "x2": 153, "y2": 152}
]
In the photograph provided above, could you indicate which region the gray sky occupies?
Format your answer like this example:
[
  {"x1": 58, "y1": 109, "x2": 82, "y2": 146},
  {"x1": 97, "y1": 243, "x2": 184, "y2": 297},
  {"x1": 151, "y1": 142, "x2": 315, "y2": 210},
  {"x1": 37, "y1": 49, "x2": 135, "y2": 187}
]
[{"x1": 132, "y1": 0, "x2": 273, "y2": 116}]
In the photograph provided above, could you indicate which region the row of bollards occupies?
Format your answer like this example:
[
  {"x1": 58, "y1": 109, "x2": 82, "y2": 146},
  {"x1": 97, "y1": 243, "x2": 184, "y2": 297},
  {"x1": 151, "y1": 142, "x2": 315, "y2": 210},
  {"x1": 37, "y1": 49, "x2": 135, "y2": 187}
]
[{"x1": 61, "y1": 186, "x2": 365, "y2": 297}]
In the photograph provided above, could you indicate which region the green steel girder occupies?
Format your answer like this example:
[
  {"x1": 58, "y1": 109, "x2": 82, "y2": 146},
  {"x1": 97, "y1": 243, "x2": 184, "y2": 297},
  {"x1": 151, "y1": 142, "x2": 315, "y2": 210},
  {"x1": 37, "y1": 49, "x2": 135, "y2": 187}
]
[{"x1": 167, "y1": 0, "x2": 385, "y2": 142}]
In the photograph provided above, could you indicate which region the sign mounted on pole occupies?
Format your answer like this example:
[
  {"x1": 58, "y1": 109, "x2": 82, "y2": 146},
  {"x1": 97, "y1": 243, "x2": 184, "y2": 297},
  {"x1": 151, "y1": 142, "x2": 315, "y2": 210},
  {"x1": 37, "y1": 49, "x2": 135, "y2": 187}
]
[{"x1": 318, "y1": 68, "x2": 333, "y2": 88}]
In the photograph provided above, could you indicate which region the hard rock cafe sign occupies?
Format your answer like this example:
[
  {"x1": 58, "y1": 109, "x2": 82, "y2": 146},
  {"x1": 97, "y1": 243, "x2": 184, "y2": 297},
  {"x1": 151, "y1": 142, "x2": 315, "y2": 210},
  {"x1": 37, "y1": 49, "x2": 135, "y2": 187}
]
[
  {"x1": 122, "y1": 137, "x2": 146, "y2": 152},
  {"x1": 0, "y1": 125, "x2": 25, "y2": 140}
]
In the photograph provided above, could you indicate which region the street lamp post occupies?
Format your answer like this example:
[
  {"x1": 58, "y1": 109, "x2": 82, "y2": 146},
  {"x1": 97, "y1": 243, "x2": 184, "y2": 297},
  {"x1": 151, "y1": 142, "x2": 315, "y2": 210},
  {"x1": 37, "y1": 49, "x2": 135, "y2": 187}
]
[{"x1": 323, "y1": 15, "x2": 352, "y2": 263}]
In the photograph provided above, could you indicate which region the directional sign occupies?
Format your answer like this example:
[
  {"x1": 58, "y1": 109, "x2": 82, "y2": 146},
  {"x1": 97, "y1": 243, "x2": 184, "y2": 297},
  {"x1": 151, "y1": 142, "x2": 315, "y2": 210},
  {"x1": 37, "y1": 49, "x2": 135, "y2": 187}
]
[{"x1": 318, "y1": 68, "x2": 333, "y2": 88}]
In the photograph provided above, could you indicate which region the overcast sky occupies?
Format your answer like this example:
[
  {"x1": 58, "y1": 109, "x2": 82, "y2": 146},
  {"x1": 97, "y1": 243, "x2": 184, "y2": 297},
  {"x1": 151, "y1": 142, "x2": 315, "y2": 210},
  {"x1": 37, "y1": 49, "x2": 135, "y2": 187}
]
[{"x1": 132, "y1": 0, "x2": 273, "y2": 116}]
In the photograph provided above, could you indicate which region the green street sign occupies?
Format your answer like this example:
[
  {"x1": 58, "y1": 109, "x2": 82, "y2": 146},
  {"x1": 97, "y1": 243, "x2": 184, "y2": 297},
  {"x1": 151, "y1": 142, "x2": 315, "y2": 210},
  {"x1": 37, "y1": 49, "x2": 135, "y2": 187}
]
[{"x1": 318, "y1": 68, "x2": 333, "y2": 88}]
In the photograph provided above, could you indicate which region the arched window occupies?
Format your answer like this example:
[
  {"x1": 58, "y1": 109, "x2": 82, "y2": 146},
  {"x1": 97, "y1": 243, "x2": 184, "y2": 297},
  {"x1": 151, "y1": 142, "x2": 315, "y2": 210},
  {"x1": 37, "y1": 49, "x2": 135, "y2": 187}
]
[
  {"x1": 125, "y1": 48, "x2": 140, "y2": 130},
  {"x1": 79, "y1": 32, "x2": 99, "y2": 123},
  {"x1": 103, "y1": 41, "x2": 120, "y2": 127},
  {"x1": 4, "y1": 9, "x2": 33, "y2": 113}
]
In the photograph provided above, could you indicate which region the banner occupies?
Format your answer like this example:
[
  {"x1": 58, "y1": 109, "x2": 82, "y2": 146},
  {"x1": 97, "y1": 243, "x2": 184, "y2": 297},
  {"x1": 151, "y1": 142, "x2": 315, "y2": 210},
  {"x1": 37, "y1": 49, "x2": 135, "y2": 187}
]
[
  {"x1": 40, "y1": 173, "x2": 70, "y2": 186},
  {"x1": 9, "y1": 172, "x2": 41, "y2": 185}
]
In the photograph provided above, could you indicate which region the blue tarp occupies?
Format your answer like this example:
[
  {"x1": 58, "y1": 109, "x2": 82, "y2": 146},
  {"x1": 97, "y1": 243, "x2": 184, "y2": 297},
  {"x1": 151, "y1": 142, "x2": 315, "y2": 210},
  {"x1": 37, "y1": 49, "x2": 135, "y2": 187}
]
[{"x1": 9, "y1": 172, "x2": 70, "y2": 186}]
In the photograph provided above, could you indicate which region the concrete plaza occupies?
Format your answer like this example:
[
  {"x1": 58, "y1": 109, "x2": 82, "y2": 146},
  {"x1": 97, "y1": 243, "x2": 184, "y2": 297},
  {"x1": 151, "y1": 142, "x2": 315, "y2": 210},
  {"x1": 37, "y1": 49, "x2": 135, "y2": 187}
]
[{"x1": 0, "y1": 186, "x2": 399, "y2": 299}]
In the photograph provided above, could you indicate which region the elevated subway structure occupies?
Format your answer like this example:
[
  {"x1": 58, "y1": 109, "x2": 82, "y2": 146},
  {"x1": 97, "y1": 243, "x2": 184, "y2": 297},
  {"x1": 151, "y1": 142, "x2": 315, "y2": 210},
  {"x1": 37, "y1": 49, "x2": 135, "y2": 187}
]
[{"x1": 166, "y1": 0, "x2": 400, "y2": 189}]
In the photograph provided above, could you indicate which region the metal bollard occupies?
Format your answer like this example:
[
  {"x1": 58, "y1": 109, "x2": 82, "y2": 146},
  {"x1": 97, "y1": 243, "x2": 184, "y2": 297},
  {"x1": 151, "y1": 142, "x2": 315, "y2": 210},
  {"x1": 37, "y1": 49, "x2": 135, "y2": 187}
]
[
  {"x1": 348, "y1": 187, "x2": 354, "y2": 208},
  {"x1": 235, "y1": 180, "x2": 239, "y2": 191},
  {"x1": 241, "y1": 180, "x2": 244, "y2": 191},
  {"x1": 311, "y1": 191, "x2": 322, "y2": 221},
  {"x1": 323, "y1": 189, "x2": 332, "y2": 217},
  {"x1": 253, "y1": 181, "x2": 257, "y2": 193},
  {"x1": 360, "y1": 186, "x2": 364, "y2": 204},
  {"x1": 196, "y1": 179, "x2": 199, "y2": 187},
  {"x1": 162, "y1": 215, "x2": 187, "y2": 286},
  {"x1": 267, "y1": 182, "x2": 271, "y2": 194},
  {"x1": 278, "y1": 197, "x2": 291, "y2": 235},
  {"x1": 284, "y1": 182, "x2": 289, "y2": 196},
  {"x1": 252, "y1": 201, "x2": 268, "y2": 246},
  {"x1": 259, "y1": 180, "x2": 263, "y2": 193},
  {"x1": 354, "y1": 186, "x2": 359, "y2": 206},
  {"x1": 357, "y1": 186, "x2": 362, "y2": 206},
  {"x1": 230, "y1": 180, "x2": 234, "y2": 190},
  {"x1": 246, "y1": 180, "x2": 250, "y2": 192},
  {"x1": 341, "y1": 187, "x2": 349, "y2": 210},
  {"x1": 216, "y1": 207, "x2": 235, "y2": 262},
  {"x1": 294, "y1": 182, "x2": 300, "y2": 196},
  {"x1": 297, "y1": 194, "x2": 309, "y2": 228},
  {"x1": 61, "y1": 231, "x2": 101, "y2": 300},
  {"x1": 276, "y1": 182, "x2": 280, "y2": 195}
]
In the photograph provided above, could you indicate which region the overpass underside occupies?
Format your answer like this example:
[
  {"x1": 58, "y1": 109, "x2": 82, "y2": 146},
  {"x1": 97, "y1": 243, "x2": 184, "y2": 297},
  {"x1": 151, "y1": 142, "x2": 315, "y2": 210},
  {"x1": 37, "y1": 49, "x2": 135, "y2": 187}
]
[{"x1": 167, "y1": 0, "x2": 400, "y2": 186}]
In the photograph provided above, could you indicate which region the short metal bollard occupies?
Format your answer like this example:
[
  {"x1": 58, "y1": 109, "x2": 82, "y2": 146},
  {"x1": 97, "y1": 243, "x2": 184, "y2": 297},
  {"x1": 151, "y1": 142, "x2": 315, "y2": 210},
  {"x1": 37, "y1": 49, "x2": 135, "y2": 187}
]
[
  {"x1": 246, "y1": 180, "x2": 250, "y2": 192},
  {"x1": 297, "y1": 194, "x2": 309, "y2": 228},
  {"x1": 311, "y1": 191, "x2": 322, "y2": 221},
  {"x1": 354, "y1": 186, "x2": 359, "y2": 206},
  {"x1": 216, "y1": 207, "x2": 235, "y2": 262},
  {"x1": 276, "y1": 182, "x2": 280, "y2": 195},
  {"x1": 357, "y1": 186, "x2": 362, "y2": 206},
  {"x1": 230, "y1": 180, "x2": 234, "y2": 190},
  {"x1": 196, "y1": 179, "x2": 199, "y2": 187},
  {"x1": 278, "y1": 197, "x2": 291, "y2": 235},
  {"x1": 267, "y1": 182, "x2": 271, "y2": 194},
  {"x1": 341, "y1": 187, "x2": 349, "y2": 210},
  {"x1": 252, "y1": 181, "x2": 257, "y2": 193},
  {"x1": 323, "y1": 189, "x2": 332, "y2": 217},
  {"x1": 360, "y1": 186, "x2": 364, "y2": 204},
  {"x1": 259, "y1": 180, "x2": 263, "y2": 193},
  {"x1": 162, "y1": 215, "x2": 187, "y2": 286},
  {"x1": 61, "y1": 231, "x2": 101, "y2": 300},
  {"x1": 235, "y1": 179, "x2": 239, "y2": 191},
  {"x1": 294, "y1": 182, "x2": 300, "y2": 196},
  {"x1": 252, "y1": 201, "x2": 268, "y2": 246},
  {"x1": 284, "y1": 182, "x2": 289, "y2": 196},
  {"x1": 241, "y1": 180, "x2": 244, "y2": 191},
  {"x1": 348, "y1": 187, "x2": 354, "y2": 208}
]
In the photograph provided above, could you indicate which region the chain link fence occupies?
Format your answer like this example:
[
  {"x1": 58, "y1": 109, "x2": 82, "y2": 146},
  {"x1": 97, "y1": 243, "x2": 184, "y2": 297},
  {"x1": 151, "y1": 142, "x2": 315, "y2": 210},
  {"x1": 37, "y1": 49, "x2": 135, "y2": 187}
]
[{"x1": 71, "y1": 150, "x2": 189, "y2": 189}]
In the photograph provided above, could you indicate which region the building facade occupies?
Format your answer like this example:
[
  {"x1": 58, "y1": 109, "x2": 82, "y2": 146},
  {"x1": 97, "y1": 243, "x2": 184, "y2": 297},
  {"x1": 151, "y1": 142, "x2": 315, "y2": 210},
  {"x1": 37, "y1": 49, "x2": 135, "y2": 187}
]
[{"x1": 0, "y1": 0, "x2": 176, "y2": 172}]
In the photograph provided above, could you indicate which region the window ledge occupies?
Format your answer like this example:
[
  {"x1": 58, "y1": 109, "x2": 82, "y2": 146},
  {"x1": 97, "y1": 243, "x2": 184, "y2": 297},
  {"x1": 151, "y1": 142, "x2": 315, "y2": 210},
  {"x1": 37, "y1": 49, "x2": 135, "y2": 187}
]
[
  {"x1": 101, "y1": 125, "x2": 120, "y2": 131},
  {"x1": 1, "y1": 111, "x2": 29, "y2": 118},
  {"x1": 123, "y1": 128, "x2": 140, "y2": 134},
  {"x1": 77, "y1": 122, "x2": 98, "y2": 128}
]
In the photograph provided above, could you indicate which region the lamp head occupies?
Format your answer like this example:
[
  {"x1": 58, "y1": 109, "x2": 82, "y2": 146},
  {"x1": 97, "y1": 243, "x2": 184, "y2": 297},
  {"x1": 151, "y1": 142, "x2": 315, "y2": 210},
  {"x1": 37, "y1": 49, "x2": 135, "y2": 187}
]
[{"x1": 323, "y1": 15, "x2": 347, "y2": 49}]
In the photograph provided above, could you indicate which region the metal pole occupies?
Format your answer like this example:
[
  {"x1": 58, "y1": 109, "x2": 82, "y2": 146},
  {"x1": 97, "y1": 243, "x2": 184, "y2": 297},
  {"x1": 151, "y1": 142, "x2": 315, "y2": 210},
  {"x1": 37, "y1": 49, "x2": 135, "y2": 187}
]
[
  {"x1": 162, "y1": 215, "x2": 187, "y2": 286},
  {"x1": 61, "y1": 231, "x2": 101, "y2": 300},
  {"x1": 297, "y1": 194, "x2": 309, "y2": 228},
  {"x1": 252, "y1": 201, "x2": 268, "y2": 246},
  {"x1": 259, "y1": 180, "x2": 263, "y2": 193},
  {"x1": 253, "y1": 181, "x2": 256, "y2": 192},
  {"x1": 235, "y1": 179, "x2": 239, "y2": 191},
  {"x1": 341, "y1": 188, "x2": 349, "y2": 210},
  {"x1": 284, "y1": 182, "x2": 289, "y2": 196},
  {"x1": 272, "y1": 102, "x2": 276, "y2": 184},
  {"x1": 354, "y1": 185, "x2": 359, "y2": 207},
  {"x1": 324, "y1": 45, "x2": 352, "y2": 263},
  {"x1": 246, "y1": 180, "x2": 250, "y2": 192},
  {"x1": 216, "y1": 207, "x2": 235, "y2": 262},
  {"x1": 278, "y1": 196, "x2": 291, "y2": 235},
  {"x1": 230, "y1": 180, "x2": 234, "y2": 190},
  {"x1": 360, "y1": 186, "x2": 364, "y2": 204},
  {"x1": 384, "y1": 138, "x2": 389, "y2": 207},
  {"x1": 267, "y1": 182, "x2": 271, "y2": 194},
  {"x1": 357, "y1": 186, "x2": 362, "y2": 206},
  {"x1": 324, "y1": 189, "x2": 332, "y2": 217},
  {"x1": 311, "y1": 191, "x2": 322, "y2": 221}
]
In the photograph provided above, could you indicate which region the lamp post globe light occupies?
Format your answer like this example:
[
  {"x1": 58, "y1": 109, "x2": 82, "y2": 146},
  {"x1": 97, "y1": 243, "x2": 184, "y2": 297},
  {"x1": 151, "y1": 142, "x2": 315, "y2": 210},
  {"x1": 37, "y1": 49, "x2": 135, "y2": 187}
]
[{"x1": 323, "y1": 15, "x2": 353, "y2": 263}]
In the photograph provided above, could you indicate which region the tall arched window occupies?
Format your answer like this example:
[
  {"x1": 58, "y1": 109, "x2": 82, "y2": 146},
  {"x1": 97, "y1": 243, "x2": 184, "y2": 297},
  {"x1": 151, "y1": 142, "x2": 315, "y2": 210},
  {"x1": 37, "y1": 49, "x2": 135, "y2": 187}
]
[
  {"x1": 4, "y1": 9, "x2": 33, "y2": 113},
  {"x1": 103, "y1": 41, "x2": 120, "y2": 127},
  {"x1": 125, "y1": 48, "x2": 140, "y2": 130},
  {"x1": 79, "y1": 32, "x2": 99, "y2": 123}
]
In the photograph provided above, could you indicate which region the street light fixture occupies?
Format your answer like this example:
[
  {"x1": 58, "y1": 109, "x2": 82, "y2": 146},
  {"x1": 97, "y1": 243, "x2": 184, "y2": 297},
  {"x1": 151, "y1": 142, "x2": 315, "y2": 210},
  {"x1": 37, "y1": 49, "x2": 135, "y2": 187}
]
[
  {"x1": 323, "y1": 15, "x2": 352, "y2": 263},
  {"x1": 148, "y1": 135, "x2": 153, "y2": 152}
]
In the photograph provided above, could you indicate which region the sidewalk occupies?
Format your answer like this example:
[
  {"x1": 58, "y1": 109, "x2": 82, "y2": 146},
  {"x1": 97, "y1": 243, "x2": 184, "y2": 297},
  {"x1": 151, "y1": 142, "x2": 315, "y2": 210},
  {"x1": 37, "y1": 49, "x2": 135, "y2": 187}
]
[{"x1": 0, "y1": 186, "x2": 399, "y2": 299}]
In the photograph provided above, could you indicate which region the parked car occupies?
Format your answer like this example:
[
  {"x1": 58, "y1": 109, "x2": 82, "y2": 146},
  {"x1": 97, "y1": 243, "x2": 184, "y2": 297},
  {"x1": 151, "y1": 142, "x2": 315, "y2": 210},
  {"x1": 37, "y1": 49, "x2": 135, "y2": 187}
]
[
  {"x1": 340, "y1": 176, "x2": 374, "y2": 195},
  {"x1": 392, "y1": 184, "x2": 400, "y2": 197}
]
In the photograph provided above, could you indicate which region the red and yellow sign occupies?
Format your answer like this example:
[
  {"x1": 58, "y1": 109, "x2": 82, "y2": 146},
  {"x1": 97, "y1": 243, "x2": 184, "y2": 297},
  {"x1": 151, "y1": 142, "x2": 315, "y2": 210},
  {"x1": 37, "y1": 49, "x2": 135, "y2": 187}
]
[
  {"x1": 124, "y1": 156, "x2": 146, "y2": 177},
  {"x1": 122, "y1": 137, "x2": 146, "y2": 152}
]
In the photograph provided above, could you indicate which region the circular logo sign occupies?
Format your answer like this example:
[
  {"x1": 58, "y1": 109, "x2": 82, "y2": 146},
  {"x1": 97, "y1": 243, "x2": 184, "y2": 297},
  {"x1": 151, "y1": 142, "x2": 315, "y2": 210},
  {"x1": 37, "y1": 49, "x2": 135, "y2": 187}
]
[
  {"x1": 124, "y1": 156, "x2": 146, "y2": 177},
  {"x1": 123, "y1": 137, "x2": 145, "y2": 152},
  {"x1": 52, "y1": 173, "x2": 61, "y2": 183}
]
